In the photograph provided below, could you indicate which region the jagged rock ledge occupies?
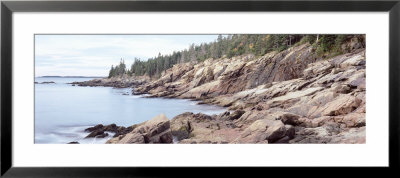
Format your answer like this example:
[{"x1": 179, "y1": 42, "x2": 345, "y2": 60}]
[{"x1": 84, "y1": 123, "x2": 136, "y2": 139}]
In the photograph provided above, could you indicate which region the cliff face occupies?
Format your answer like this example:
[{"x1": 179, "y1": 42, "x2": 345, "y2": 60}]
[
  {"x1": 129, "y1": 42, "x2": 366, "y2": 144},
  {"x1": 134, "y1": 43, "x2": 318, "y2": 97}
]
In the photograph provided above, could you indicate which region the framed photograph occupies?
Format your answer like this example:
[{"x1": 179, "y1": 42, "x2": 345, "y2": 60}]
[{"x1": 1, "y1": 0, "x2": 399, "y2": 177}]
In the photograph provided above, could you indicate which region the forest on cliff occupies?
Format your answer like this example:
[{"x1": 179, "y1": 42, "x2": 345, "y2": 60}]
[{"x1": 108, "y1": 34, "x2": 365, "y2": 78}]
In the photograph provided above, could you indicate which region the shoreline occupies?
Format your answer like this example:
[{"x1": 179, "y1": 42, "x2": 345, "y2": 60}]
[{"x1": 69, "y1": 43, "x2": 366, "y2": 144}]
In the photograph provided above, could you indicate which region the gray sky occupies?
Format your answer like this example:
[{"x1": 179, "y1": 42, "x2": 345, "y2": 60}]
[{"x1": 35, "y1": 35, "x2": 219, "y2": 77}]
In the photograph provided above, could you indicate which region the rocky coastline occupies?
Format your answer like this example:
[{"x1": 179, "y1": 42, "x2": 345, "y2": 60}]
[
  {"x1": 68, "y1": 75, "x2": 148, "y2": 88},
  {"x1": 35, "y1": 81, "x2": 55, "y2": 84},
  {"x1": 76, "y1": 41, "x2": 366, "y2": 144}
]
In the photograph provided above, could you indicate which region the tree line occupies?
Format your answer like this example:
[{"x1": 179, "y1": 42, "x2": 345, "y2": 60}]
[{"x1": 108, "y1": 34, "x2": 365, "y2": 78}]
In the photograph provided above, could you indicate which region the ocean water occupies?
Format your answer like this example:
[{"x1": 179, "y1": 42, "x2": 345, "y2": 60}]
[{"x1": 35, "y1": 77, "x2": 227, "y2": 144}]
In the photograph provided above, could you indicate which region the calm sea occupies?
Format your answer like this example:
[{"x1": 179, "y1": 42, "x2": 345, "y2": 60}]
[{"x1": 34, "y1": 77, "x2": 226, "y2": 144}]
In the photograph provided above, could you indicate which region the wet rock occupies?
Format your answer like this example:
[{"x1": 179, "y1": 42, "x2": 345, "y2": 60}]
[
  {"x1": 96, "y1": 132, "x2": 109, "y2": 138},
  {"x1": 113, "y1": 126, "x2": 134, "y2": 138},
  {"x1": 85, "y1": 124, "x2": 104, "y2": 132},
  {"x1": 103, "y1": 124, "x2": 118, "y2": 132},
  {"x1": 84, "y1": 123, "x2": 133, "y2": 138},
  {"x1": 67, "y1": 141, "x2": 79, "y2": 144},
  {"x1": 85, "y1": 130, "x2": 106, "y2": 138}
]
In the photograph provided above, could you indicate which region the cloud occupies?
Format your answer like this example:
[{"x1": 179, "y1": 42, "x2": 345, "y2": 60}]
[{"x1": 35, "y1": 35, "x2": 218, "y2": 76}]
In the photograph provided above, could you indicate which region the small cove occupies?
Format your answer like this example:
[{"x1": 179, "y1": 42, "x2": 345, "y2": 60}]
[{"x1": 34, "y1": 77, "x2": 227, "y2": 144}]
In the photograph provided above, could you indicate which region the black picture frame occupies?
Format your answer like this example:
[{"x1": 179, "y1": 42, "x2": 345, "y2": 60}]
[{"x1": 1, "y1": 0, "x2": 399, "y2": 177}]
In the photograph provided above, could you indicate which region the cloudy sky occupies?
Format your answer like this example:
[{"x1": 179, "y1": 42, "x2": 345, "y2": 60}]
[{"x1": 35, "y1": 35, "x2": 220, "y2": 77}]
